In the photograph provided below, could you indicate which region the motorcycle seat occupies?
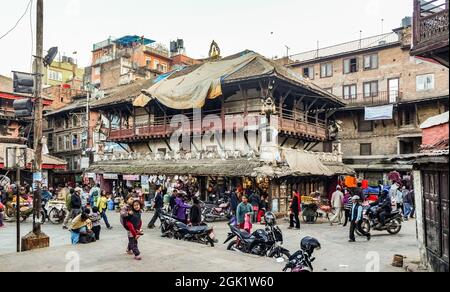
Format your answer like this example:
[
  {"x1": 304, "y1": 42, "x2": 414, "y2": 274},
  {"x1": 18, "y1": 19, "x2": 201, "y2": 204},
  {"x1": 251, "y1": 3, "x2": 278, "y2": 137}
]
[
  {"x1": 238, "y1": 230, "x2": 252, "y2": 239},
  {"x1": 187, "y1": 226, "x2": 209, "y2": 234},
  {"x1": 388, "y1": 210, "x2": 401, "y2": 218}
]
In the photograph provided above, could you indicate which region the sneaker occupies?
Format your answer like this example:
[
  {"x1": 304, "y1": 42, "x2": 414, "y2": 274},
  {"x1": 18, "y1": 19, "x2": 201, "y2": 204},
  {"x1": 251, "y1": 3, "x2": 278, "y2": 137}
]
[
  {"x1": 134, "y1": 256, "x2": 142, "y2": 261},
  {"x1": 348, "y1": 239, "x2": 356, "y2": 243},
  {"x1": 107, "y1": 226, "x2": 113, "y2": 230}
]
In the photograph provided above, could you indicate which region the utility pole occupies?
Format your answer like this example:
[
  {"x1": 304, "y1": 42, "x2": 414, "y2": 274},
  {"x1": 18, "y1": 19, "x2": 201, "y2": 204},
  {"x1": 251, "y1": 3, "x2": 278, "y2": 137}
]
[
  {"x1": 22, "y1": 0, "x2": 49, "y2": 251},
  {"x1": 33, "y1": 0, "x2": 44, "y2": 234}
]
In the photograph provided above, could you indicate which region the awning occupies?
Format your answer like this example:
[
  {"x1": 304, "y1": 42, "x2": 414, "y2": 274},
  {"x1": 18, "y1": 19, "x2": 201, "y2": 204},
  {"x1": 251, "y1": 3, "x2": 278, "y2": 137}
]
[
  {"x1": 283, "y1": 149, "x2": 335, "y2": 177},
  {"x1": 397, "y1": 133, "x2": 423, "y2": 139}
]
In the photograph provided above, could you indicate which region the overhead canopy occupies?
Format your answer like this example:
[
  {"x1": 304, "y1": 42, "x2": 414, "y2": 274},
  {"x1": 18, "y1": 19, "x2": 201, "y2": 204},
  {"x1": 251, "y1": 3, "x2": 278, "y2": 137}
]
[
  {"x1": 284, "y1": 149, "x2": 335, "y2": 177},
  {"x1": 138, "y1": 50, "x2": 344, "y2": 110}
]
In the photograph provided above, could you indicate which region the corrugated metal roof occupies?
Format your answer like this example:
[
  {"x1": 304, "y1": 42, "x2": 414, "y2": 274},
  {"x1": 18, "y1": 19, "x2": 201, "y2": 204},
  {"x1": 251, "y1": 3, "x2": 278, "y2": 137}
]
[{"x1": 420, "y1": 112, "x2": 449, "y2": 129}]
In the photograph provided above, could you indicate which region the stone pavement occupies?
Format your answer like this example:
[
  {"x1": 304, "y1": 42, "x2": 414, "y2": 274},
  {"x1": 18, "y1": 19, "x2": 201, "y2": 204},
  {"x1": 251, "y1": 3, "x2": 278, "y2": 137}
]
[{"x1": 0, "y1": 211, "x2": 420, "y2": 272}]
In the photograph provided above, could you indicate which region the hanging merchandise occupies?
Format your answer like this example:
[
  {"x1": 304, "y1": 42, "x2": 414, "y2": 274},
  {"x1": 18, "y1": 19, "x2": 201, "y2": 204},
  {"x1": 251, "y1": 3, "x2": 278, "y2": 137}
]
[{"x1": 361, "y1": 180, "x2": 369, "y2": 190}]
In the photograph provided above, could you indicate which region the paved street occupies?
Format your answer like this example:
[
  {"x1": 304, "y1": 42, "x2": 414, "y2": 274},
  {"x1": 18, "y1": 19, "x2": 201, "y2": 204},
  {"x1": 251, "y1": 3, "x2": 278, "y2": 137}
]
[{"x1": 0, "y1": 211, "x2": 420, "y2": 272}]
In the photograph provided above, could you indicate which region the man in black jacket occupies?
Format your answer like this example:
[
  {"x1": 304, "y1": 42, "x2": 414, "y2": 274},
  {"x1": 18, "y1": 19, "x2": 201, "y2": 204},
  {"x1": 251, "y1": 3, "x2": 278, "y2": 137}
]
[
  {"x1": 148, "y1": 186, "x2": 164, "y2": 229},
  {"x1": 370, "y1": 190, "x2": 392, "y2": 228}
]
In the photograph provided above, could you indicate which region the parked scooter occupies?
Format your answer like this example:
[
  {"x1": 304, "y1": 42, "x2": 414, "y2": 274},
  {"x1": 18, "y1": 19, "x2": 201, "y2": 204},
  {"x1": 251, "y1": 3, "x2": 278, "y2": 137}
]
[
  {"x1": 357, "y1": 206, "x2": 403, "y2": 235},
  {"x1": 283, "y1": 237, "x2": 321, "y2": 272},
  {"x1": 159, "y1": 212, "x2": 216, "y2": 247},
  {"x1": 203, "y1": 199, "x2": 232, "y2": 223},
  {"x1": 224, "y1": 212, "x2": 291, "y2": 260}
]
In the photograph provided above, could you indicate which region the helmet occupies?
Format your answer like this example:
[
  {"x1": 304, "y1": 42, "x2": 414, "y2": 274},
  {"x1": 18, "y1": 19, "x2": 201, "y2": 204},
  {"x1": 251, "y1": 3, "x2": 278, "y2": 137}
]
[
  {"x1": 264, "y1": 212, "x2": 276, "y2": 226},
  {"x1": 300, "y1": 237, "x2": 321, "y2": 256}
]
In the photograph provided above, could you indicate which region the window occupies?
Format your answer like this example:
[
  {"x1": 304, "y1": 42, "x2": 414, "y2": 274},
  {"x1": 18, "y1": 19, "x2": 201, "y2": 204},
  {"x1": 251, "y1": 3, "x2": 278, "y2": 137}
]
[
  {"x1": 48, "y1": 70, "x2": 63, "y2": 82},
  {"x1": 343, "y1": 84, "x2": 357, "y2": 100},
  {"x1": 388, "y1": 78, "x2": 400, "y2": 103},
  {"x1": 320, "y1": 63, "x2": 333, "y2": 78},
  {"x1": 146, "y1": 58, "x2": 151, "y2": 67},
  {"x1": 64, "y1": 135, "x2": 71, "y2": 150},
  {"x1": 72, "y1": 134, "x2": 79, "y2": 149},
  {"x1": 55, "y1": 118, "x2": 63, "y2": 129},
  {"x1": 364, "y1": 54, "x2": 378, "y2": 70},
  {"x1": 154, "y1": 60, "x2": 160, "y2": 70},
  {"x1": 303, "y1": 66, "x2": 315, "y2": 79},
  {"x1": 58, "y1": 136, "x2": 63, "y2": 151},
  {"x1": 47, "y1": 133, "x2": 54, "y2": 149},
  {"x1": 363, "y1": 81, "x2": 379, "y2": 98},
  {"x1": 358, "y1": 113, "x2": 373, "y2": 132},
  {"x1": 360, "y1": 143, "x2": 372, "y2": 155},
  {"x1": 94, "y1": 66, "x2": 101, "y2": 75},
  {"x1": 72, "y1": 115, "x2": 79, "y2": 127},
  {"x1": 416, "y1": 74, "x2": 435, "y2": 91},
  {"x1": 400, "y1": 107, "x2": 415, "y2": 126},
  {"x1": 344, "y1": 57, "x2": 358, "y2": 74}
]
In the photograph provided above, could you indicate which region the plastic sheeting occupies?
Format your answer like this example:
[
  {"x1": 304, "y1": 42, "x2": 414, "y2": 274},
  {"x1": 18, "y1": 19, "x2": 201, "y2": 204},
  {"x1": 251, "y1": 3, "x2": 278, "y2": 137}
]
[
  {"x1": 142, "y1": 52, "x2": 268, "y2": 110},
  {"x1": 365, "y1": 104, "x2": 394, "y2": 121},
  {"x1": 283, "y1": 149, "x2": 334, "y2": 177}
]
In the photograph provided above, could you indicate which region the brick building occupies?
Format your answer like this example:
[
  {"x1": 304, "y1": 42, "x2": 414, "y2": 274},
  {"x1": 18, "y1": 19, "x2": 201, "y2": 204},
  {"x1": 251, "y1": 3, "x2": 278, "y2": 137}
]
[
  {"x1": 284, "y1": 22, "x2": 449, "y2": 183},
  {"x1": 88, "y1": 35, "x2": 171, "y2": 90}
]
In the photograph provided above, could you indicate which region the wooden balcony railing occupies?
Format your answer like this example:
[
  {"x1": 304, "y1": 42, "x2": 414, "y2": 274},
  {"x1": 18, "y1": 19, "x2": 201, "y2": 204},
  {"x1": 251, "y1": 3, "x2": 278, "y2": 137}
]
[
  {"x1": 341, "y1": 91, "x2": 403, "y2": 107},
  {"x1": 108, "y1": 108, "x2": 329, "y2": 142},
  {"x1": 413, "y1": 0, "x2": 449, "y2": 54}
]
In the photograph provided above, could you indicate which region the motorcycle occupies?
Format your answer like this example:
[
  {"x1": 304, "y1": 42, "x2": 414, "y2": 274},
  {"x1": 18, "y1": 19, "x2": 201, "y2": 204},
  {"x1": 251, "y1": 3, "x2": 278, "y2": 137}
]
[
  {"x1": 203, "y1": 199, "x2": 232, "y2": 223},
  {"x1": 357, "y1": 205, "x2": 403, "y2": 235},
  {"x1": 283, "y1": 237, "x2": 321, "y2": 273},
  {"x1": 224, "y1": 212, "x2": 291, "y2": 261},
  {"x1": 159, "y1": 212, "x2": 216, "y2": 247},
  {"x1": 45, "y1": 201, "x2": 67, "y2": 225}
]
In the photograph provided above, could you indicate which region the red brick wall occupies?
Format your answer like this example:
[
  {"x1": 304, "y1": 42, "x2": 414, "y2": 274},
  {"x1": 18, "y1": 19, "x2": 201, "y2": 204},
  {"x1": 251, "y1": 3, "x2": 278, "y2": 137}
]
[{"x1": 422, "y1": 123, "x2": 449, "y2": 146}]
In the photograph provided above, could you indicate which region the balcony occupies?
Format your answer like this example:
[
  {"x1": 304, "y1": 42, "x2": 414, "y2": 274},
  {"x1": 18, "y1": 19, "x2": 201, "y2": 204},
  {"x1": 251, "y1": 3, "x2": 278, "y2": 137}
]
[
  {"x1": 341, "y1": 91, "x2": 404, "y2": 107},
  {"x1": 412, "y1": 0, "x2": 449, "y2": 67},
  {"x1": 107, "y1": 109, "x2": 329, "y2": 143}
]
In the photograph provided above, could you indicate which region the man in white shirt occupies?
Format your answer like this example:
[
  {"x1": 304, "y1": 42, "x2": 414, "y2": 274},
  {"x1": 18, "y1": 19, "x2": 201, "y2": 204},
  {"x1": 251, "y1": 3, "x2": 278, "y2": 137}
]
[{"x1": 330, "y1": 186, "x2": 344, "y2": 225}]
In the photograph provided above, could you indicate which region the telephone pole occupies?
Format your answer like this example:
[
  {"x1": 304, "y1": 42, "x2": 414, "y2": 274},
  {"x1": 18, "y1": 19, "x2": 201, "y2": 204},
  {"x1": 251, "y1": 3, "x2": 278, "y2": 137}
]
[{"x1": 22, "y1": 0, "x2": 50, "y2": 251}]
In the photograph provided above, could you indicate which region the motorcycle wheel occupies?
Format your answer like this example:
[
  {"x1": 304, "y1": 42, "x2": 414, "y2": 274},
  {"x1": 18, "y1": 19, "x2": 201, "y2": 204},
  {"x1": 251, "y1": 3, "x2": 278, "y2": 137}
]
[
  {"x1": 48, "y1": 208, "x2": 62, "y2": 225},
  {"x1": 356, "y1": 220, "x2": 371, "y2": 236},
  {"x1": 387, "y1": 219, "x2": 402, "y2": 235},
  {"x1": 273, "y1": 249, "x2": 291, "y2": 261},
  {"x1": 227, "y1": 240, "x2": 241, "y2": 252},
  {"x1": 204, "y1": 209, "x2": 215, "y2": 223}
]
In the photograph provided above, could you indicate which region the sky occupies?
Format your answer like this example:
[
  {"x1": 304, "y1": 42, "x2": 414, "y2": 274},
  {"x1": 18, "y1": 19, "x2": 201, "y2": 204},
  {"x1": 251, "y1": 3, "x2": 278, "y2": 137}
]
[{"x1": 0, "y1": 0, "x2": 414, "y2": 77}]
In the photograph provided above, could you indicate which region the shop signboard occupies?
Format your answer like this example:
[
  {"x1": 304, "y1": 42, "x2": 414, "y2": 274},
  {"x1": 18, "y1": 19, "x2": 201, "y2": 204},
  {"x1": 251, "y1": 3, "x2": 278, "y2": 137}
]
[
  {"x1": 123, "y1": 175, "x2": 140, "y2": 181},
  {"x1": 103, "y1": 173, "x2": 118, "y2": 180}
]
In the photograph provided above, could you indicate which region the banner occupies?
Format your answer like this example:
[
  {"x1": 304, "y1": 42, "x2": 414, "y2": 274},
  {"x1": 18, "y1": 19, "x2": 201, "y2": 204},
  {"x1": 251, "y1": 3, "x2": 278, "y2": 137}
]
[
  {"x1": 123, "y1": 175, "x2": 140, "y2": 181},
  {"x1": 365, "y1": 104, "x2": 394, "y2": 121},
  {"x1": 103, "y1": 173, "x2": 118, "y2": 180}
]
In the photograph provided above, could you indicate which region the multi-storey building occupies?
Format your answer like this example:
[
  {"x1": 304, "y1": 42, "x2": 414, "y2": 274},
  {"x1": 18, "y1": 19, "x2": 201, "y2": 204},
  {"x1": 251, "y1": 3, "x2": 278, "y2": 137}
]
[
  {"x1": 88, "y1": 35, "x2": 172, "y2": 90},
  {"x1": 43, "y1": 95, "x2": 100, "y2": 186},
  {"x1": 0, "y1": 75, "x2": 66, "y2": 184},
  {"x1": 285, "y1": 22, "x2": 449, "y2": 183},
  {"x1": 87, "y1": 51, "x2": 354, "y2": 213},
  {"x1": 43, "y1": 55, "x2": 85, "y2": 89}
]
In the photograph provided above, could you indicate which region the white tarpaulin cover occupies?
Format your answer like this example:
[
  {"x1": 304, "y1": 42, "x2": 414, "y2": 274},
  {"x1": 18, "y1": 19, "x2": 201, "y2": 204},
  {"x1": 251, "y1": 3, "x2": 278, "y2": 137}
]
[
  {"x1": 365, "y1": 104, "x2": 394, "y2": 121},
  {"x1": 283, "y1": 149, "x2": 334, "y2": 176},
  {"x1": 141, "y1": 52, "x2": 271, "y2": 109}
]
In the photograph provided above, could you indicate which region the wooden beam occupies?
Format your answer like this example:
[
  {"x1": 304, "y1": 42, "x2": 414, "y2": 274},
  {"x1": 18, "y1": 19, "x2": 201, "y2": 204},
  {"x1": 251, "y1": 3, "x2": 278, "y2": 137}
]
[
  {"x1": 303, "y1": 142, "x2": 311, "y2": 150},
  {"x1": 164, "y1": 139, "x2": 173, "y2": 151},
  {"x1": 280, "y1": 136, "x2": 289, "y2": 147},
  {"x1": 326, "y1": 109, "x2": 337, "y2": 119},
  {"x1": 307, "y1": 142, "x2": 319, "y2": 151},
  {"x1": 118, "y1": 143, "x2": 130, "y2": 153},
  {"x1": 306, "y1": 97, "x2": 319, "y2": 112},
  {"x1": 350, "y1": 112, "x2": 357, "y2": 130},
  {"x1": 292, "y1": 139, "x2": 301, "y2": 149}
]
